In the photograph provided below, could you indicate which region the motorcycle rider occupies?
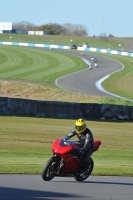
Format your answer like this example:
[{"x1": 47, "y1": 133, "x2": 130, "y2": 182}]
[{"x1": 65, "y1": 118, "x2": 94, "y2": 164}]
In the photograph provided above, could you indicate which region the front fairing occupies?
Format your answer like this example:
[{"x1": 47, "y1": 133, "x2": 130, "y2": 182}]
[{"x1": 52, "y1": 137, "x2": 79, "y2": 155}]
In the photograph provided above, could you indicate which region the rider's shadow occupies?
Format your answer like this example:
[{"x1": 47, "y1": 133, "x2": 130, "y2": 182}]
[
  {"x1": 82, "y1": 180, "x2": 133, "y2": 186},
  {"x1": 0, "y1": 186, "x2": 84, "y2": 200}
]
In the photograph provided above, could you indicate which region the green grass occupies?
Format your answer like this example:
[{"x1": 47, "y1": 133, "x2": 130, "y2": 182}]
[
  {"x1": 0, "y1": 116, "x2": 133, "y2": 176},
  {"x1": 0, "y1": 45, "x2": 87, "y2": 81},
  {"x1": 0, "y1": 34, "x2": 126, "y2": 50},
  {"x1": 101, "y1": 54, "x2": 133, "y2": 100}
]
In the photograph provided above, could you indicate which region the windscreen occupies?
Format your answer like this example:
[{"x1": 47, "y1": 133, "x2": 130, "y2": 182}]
[{"x1": 59, "y1": 139, "x2": 79, "y2": 146}]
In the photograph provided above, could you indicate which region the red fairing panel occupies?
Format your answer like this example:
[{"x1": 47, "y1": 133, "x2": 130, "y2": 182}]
[
  {"x1": 94, "y1": 140, "x2": 101, "y2": 151},
  {"x1": 52, "y1": 138, "x2": 78, "y2": 154}
]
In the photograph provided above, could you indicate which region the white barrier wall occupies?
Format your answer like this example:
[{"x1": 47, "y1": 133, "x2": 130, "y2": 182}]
[{"x1": 0, "y1": 41, "x2": 133, "y2": 57}]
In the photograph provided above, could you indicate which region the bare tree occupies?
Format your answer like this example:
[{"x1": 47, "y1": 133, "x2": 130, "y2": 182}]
[
  {"x1": 13, "y1": 21, "x2": 35, "y2": 31},
  {"x1": 62, "y1": 23, "x2": 88, "y2": 36}
]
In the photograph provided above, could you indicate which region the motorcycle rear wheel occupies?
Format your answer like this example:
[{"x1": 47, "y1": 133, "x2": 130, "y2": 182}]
[
  {"x1": 74, "y1": 157, "x2": 94, "y2": 181},
  {"x1": 42, "y1": 157, "x2": 60, "y2": 181}
]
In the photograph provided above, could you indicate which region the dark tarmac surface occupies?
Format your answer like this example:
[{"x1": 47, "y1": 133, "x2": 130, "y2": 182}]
[
  {"x1": 53, "y1": 49, "x2": 123, "y2": 97},
  {"x1": 0, "y1": 175, "x2": 133, "y2": 200}
]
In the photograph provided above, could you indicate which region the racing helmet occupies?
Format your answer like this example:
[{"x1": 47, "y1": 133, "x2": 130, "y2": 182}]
[{"x1": 75, "y1": 118, "x2": 86, "y2": 134}]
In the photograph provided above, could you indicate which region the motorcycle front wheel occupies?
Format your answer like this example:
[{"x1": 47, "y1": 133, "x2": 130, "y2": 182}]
[
  {"x1": 74, "y1": 157, "x2": 94, "y2": 181},
  {"x1": 42, "y1": 157, "x2": 60, "y2": 181}
]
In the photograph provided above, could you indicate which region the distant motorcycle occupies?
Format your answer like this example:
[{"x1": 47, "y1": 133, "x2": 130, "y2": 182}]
[
  {"x1": 94, "y1": 63, "x2": 98, "y2": 68},
  {"x1": 81, "y1": 51, "x2": 85, "y2": 55},
  {"x1": 42, "y1": 135, "x2": 101, "y2": 181},
  {"x1": 89, "y1": 65, "x2": 92, "y2": 70}
]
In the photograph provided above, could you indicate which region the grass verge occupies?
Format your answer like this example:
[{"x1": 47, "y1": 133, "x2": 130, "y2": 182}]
[
  {"x1": 0, "y1": 34, "x2": 126, "y2": 50},
  {"x1": 0, "y1": 116, "x2": 133, "y2": 176}
]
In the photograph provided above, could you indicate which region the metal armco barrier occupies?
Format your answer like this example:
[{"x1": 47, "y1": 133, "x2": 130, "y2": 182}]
[{"x1": 0, "y1": 97, "x2": 133, "y2": 120}]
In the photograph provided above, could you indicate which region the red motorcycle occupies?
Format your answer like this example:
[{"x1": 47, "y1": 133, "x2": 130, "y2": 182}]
[{"x1": 42, "y1": 135, "x2": 101, "y2": 181}]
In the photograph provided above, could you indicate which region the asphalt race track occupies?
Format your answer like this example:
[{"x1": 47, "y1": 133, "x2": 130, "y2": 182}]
[
  {"x1": 53, "y1": 49, "x2": 123, "y2": 97},
  {"x1": 1, "y1": 49, "x2": 132, "y2": 200},
  {"x1": 0, "y1": 175, "x2": 133, "y2": 200}
]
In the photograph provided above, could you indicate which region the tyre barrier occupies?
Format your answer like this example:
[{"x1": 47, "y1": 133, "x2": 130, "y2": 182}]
[{"x1": 0, "y1": 97, "x2": 133, "y2": 120}]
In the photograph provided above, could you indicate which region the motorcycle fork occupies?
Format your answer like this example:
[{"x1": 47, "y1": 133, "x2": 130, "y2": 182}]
[
  {"x1": 52, "y1": 155, "x2": 64, "y2": 174},
  {"x1": 50, "y1": 155, "x2": 60, "y2": 172}
]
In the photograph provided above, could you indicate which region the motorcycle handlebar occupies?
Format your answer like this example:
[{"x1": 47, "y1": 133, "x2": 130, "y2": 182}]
[{"x1": 63, "y1": 135, "x2": 70, "y2": 141}]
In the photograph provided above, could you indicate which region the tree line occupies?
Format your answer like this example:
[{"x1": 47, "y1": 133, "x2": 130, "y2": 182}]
[{"x1": 13, "y1": 21, "x2": 88, "y2": 36}]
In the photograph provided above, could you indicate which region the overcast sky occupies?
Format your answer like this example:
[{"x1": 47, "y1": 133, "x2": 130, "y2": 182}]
[{"x1": 0, "y1": 0, "x2": 133, "y2": 37}]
